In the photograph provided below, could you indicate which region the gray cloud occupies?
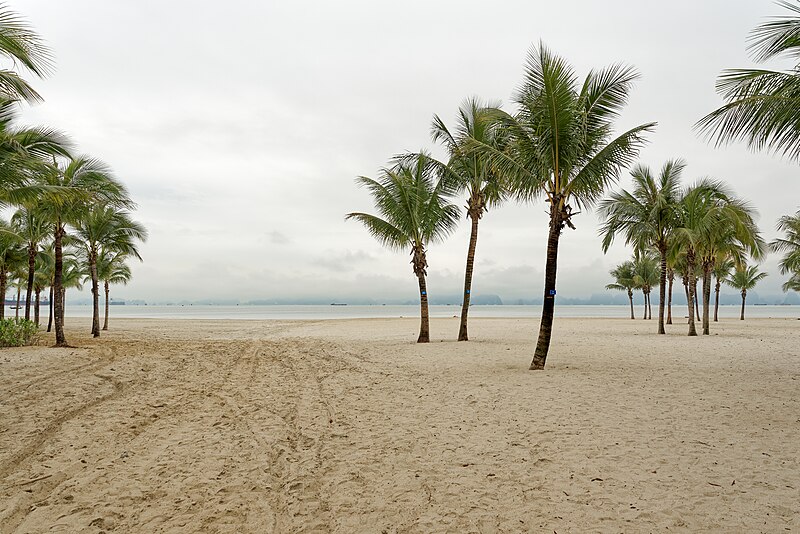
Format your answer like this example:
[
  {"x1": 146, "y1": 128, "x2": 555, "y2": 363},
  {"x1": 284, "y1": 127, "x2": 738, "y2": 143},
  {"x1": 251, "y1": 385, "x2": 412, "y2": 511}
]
[{"x1": 15, "y1": 0, "x2": 799, "y2": 302}]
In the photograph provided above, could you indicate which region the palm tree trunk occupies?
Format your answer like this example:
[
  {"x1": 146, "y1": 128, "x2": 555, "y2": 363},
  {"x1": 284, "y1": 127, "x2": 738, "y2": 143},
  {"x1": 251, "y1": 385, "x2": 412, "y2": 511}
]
[
  {"x1": 412, "y1": 246, "x2": 430, "y2": 343},
  {"x1": 702, "y1": 267, "x2": 712, "y2": 335},
  {"x1": 714, "y1": 278, "x2": 721, "y2": 322},
  {"x1": 416, "y1": 272, "x2": 430, "y2": 343},
  {"x1": 642, "y1": 290, "x2": 647, "y2": 319},
  {"x1": 683, "y1": 278, "x2": 690, "y2": 324},
  {"x1": 103, "y1": 281, "x2": 109, "y2": 330},
  {"x1": 531, "y1": 208, "x2": 562, "y2": 371},
  {"x1": 34, "y1": 288, "x2": 40, "y2": 326},
  {"x1": 657, "y1": 247, "x2": 667, "y2": 333},
  {"x1": 686, "y1": 253, "x2": 698, "y2": 336},
  {"x1": 740, "y1": 289, "x2": 746, "y2": 320},
  {"x1": 647, "y1": 290, "x2": 652, "y2": 320},
  {"x1": 53, "y1": 222, "x2": 67, "y2": 346},
  {"x1": 458, "y1": 212, "x2": 481, "y2": 341},
  {"x1": 0, "y1": 269, "x2": 5, "y2": 320},
  {"x1": 694, "y1": 280, "x2": 700, "y2": 319},
  {"x1": 90, "y1": 249, "x2": 100, "y2": 337},
  {"x1": 627, "y1": 288, "x2": 634, "y2": 320},
  {"x1": 24, "y1": 246, "x2": 35, "y2": 321},
  {"x1": 666, "y1": 269, "x2": 674, "y2": 325},
  {"x1": 15, "y1": 286, "x2": 21, "y2": 319},
  {"x1": 47, "y1": 285, "x2": 53, "y2": 332}
]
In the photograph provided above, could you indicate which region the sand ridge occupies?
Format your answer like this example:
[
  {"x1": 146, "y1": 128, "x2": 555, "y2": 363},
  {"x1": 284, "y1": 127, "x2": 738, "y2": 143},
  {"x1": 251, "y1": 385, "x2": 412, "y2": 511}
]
[{"x1": 0, "y1": 316, "x2": 798, "y2": 532}]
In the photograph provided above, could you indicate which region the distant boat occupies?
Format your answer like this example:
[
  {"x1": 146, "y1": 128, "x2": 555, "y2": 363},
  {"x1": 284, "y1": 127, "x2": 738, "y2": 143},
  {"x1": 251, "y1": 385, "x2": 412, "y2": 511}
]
[{"x1": 330, "y1": 303, "x2": 347, "y2": 306}]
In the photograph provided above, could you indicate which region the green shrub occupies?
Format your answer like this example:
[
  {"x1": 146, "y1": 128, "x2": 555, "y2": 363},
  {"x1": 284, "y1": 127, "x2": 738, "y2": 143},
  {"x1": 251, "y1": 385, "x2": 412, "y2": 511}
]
[{"x1": 0, "y1": 318, "x2": 39, "y2": 347}]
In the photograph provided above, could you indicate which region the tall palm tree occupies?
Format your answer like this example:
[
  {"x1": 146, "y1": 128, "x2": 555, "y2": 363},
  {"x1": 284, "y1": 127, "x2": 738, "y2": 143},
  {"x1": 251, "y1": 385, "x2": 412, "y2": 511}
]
[
  {"x1": 599, "y1": 159, "x2": 684, "y2": 334},
  {"x1": 468, "y1": 43, "x2": 655, "y2": 369},
  {"x1": 74, "y1": 204, "x2": 146, "y2": 337},
  {"x1": 712, "y1": 255, "x2": 735, "y2": 321},
  {"x1": 770, "y1": 210, "x2": 800, "y2": 291},
  {"x1": 10, "y1": 206, "x2": 49, "y2": 320},
  {"x1": 726, "y1": 264, "x2": 768, "y2": 320},
  {"x1": 431, "y1": 98, "x2": 506, "y2": 341},
  {"x1": 632, "y1": 251, "x2": 660, "y2": 320},
  {"x1": 346, "y1": 153, "x2": 460, "y2": 342},
  {"x1": 0, "y1": 5, "x2": 53, "y2": 103},
  {"x1": 605, "y1": 260, "x2": 636, "y2": 319},
  {"x1": 97, "y1": 251, "x2": 133, "y2": 331},
  {"x1": 34, "y1": 156, "x2": 130, "y2": 346},
  {"x1": 697, "y1": 1, "x2": 800, "y2": 160}
]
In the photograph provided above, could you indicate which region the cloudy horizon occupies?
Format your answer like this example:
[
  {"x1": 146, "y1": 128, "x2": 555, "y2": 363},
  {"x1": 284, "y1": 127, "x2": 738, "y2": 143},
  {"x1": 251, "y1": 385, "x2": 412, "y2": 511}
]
[{"x1": 11, "y1": 0, "x2": 799, "y2": 304}]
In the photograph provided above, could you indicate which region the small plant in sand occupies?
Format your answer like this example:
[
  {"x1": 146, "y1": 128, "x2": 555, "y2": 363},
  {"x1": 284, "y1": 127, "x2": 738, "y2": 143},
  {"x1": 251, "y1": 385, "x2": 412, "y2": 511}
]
[{"x1": 0, "y1": 318, "x2": 38, "y2": 347}]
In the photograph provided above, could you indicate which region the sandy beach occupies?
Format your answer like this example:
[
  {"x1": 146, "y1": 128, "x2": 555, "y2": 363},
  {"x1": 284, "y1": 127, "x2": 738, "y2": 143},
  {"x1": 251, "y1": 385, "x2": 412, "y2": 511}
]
[{"x1": 0, "y1": 316, "x2": 798, "y2": 533}]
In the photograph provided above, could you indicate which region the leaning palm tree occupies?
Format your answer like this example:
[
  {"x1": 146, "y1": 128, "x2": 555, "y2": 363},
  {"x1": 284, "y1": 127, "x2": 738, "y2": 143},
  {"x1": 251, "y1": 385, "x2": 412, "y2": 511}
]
[
  {"x1": 34, "y1": 156, "x2": 130, "y2": 346},
  {"x1": 97, "y1": 251, "x2": 133, "y2": 331},
  {"x1": 431, "y1": 98, "x2": 506, "y2": 341},
  {"x1": 347, "y1": 153, "x2": 460, "y2": 343},
  {"x1": 0, "y1": 5, "x2": 53, "y2": 103},
  {"x1": 599, "y1": 159, "x2": 684, "y2": 334},
  {"x1": 726, "y1": 264, "x2": 768, "y2": 320},
  {"x1": 74, "y1": 204, "x2": 146, "y2": 337},
  {"x1": 605, "y1": 260, "x2": 637, "y2": 319},
  {"x1": 697, "y1": 1, "x2": 800, "y2": 160},
  {"x1": 468, "y1": 43, "x2": 655, "y2": 369},
  {"x1": 770, "y1": 210, "x2": 800, "y2": 291}
]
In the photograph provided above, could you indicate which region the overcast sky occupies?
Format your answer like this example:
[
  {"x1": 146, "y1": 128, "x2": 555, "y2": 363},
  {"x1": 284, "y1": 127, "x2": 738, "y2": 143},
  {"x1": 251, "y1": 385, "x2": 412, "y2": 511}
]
[{"x1": 12, "y1": 0, "x2": 800, "y2": 303}]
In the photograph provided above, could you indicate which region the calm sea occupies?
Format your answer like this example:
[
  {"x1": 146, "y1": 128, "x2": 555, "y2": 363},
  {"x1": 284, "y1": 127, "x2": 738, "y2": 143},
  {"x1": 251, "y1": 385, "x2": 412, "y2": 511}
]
[{"x1": 61, "y1": 304, "x2": 800, "y2": 320}]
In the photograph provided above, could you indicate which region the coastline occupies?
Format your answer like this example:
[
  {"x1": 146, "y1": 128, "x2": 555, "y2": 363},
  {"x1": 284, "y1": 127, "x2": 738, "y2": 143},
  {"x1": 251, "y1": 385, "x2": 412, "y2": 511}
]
[{"x1": 1, "y1": 317, "x2": 798, "y2": 532}]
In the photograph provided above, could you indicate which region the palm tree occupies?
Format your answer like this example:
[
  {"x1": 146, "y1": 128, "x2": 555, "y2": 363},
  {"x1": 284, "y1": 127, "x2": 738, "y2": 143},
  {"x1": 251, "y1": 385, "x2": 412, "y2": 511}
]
[
  {"x1": 770, "y1": 210, "x2": 800, "y2": 291},
  {"x1": 605, "y1": 260, "x2": 636, "y2": 319},
  {"x1": 431, "y1": 98, "x2": 506, "y2": 341},
  {"x1": 712, "y1": 255, "x2": 735, "y2": 321},
  {"x1": 726, "y1": 264, "x2": 768, "y2": 320},
  {"x1": 696, "y1": 192, "x2": 764, "y2": 335},
  {"x1": 60, "y1": 251, "x2": 84, "y2": 311},
  {"x1": 33, "y1": 250, "x2": 52, "y2": 326},
  {"x1": 0, "y1": 98, "x2": 71, "y2": 200},
  {"x1": 74, "y1": 204, "x2": 146, "y2": 337},
  {"x1": 674, "y1": 180, "x2": 764, "y2": 335},
  {"x1": 34, "y1": 156, "x2": 130, "y2": 346},
  {"x1": 97, "y1": 251, "x2": 133, "y2": 331},
  {"x1": 468, "y1": 43, "x2": 655, "y2": 369},
  {"x1": 599, "y1": 159, "x2": 684, "y2": 334},
  {"x1": 632, "y1": 251, "x2": 660, "y2": 320},
  {"x1": 0, "y1": 5, "x2": 53, "y2": 103},
  {"x1": 346, "y1": 153, "x2": 460, "y2": 342},
  {"x1": 697, "y1": 1, "x2": 800, "y2": 160},
  {"x1": 10, "y1": 206, "x2": 49, "y2": 320},
  {"x1": 0, "y1": 220, "x2": 25, "y2": 320}
]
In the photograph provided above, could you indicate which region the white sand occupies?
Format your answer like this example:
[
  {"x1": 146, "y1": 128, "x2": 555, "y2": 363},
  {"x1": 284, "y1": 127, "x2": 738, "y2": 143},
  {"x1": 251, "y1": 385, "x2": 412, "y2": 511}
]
[{"x1": 0, "y1": 316, "x2": 798, "y2": 532}]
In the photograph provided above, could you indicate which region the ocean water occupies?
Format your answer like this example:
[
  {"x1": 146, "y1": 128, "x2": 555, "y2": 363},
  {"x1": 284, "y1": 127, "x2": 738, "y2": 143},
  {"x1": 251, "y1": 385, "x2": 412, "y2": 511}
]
[{"x1": 60, "y1": 304, "x2": 800, "y2": 320}]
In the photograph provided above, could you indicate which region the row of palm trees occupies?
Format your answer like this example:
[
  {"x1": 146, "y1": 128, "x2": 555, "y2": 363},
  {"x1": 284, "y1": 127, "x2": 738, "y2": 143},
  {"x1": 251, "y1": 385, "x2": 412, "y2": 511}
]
[
  {"x1": 0, "y1": 5, "x2": 146, "y2": 347},
  {"x1": 607, "y1": 249, "x2": 769, "y2": 323},
  {"x1": 349, "y1": 2, "x2": 800, "y2": 370}
]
